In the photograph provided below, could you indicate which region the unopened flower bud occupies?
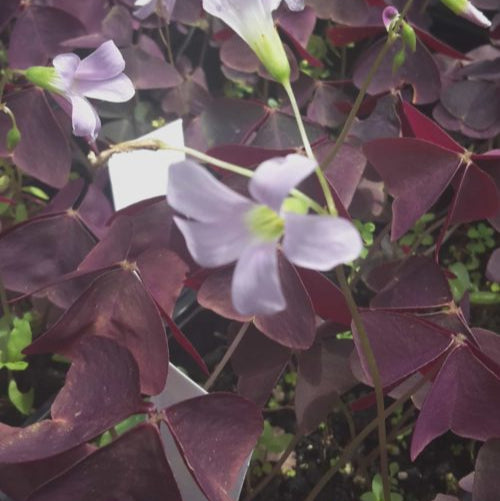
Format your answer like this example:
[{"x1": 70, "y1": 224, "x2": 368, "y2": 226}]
[
  {"x1": 6, "y1": 125, "x2": 21, "y2": 151},
  {"x1": 401, "y1": 22, "x2": 417, "y2": 52},
  {"x1": 440, "y1": 0, "x2": 491, "y2": 28}
]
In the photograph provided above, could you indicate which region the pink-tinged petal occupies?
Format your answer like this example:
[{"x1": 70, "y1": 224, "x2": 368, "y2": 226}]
[
  {"x1": 382, "y1": 6, "x2": 398, "y2": 30},
  {"x1": 52, "y1": 53, "x2": 80, "y2": 90},
  {"x1": 75, "y1": 40, "x2": 125, "y2": 80},
  {"x1": 249, "y1": 154, "x2": 316, "y2": 212},
  {"x1": 462, "y1": 2, "x2": 491, "y2": 28},
  {"x1": 74, "y1": 73, "x2": 135, "y2": 102},
  {"x1": 232, "y1": 244, "x2": 285, "y2": 315},
  {"x1": 283, "y1": 214, "x2": 362, "y2": 270},
  {"x1": 168, "y1": 160, "x2": 253, "y2": 223},
  {"x1": 174, "y1": 216, "x2": 251, "y2": 268},
  {"x1": 69, "y1": 95, "x2": 101, "y2": 139}
]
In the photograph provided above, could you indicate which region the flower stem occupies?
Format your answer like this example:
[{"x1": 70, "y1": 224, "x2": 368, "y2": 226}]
[
  {"x1": 319, "y1": 0, "x2": 415, "y2": 171},
  {"x1": 204, "y1": 322, "x2": 250, "y2": 390},
  {"x1": 282, "y1": 80, "x2": 337, "y2": 216},
  {"x1": 90, "y1": 139, "x2": 326, "y2": 214},
  {"x1": 336, "y1": 265, "x2": 391, "y2": 501},
  {"x1": 304, "y1": 368, "x2": 434, "y2": 501}
]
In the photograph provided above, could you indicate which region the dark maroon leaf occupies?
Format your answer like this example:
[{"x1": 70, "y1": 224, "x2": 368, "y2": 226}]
[
  {"x1": 78, "y1": 200, "x2": 176, "y2": 271},
  {"x1": 198, "y1": 256, "x2": 316, "y2": 349},
  {"x1": 0, "y1": 89, "x2": 71, "y2": 188},
  {"x1": 43, "y1": 0, "x2": 108, "y2": 33},
  {"x1": 296, "y1": 268, "x2": 351, "y2": 326},
  {"x1": 0, "y1": 445, "x2": 94, "y2": 501},
  {"x1": 316, "y1": 141, "x2": 366, "y2": 209},
  {"x1": 231, "y1": 325, "x2": 290, "y2": 406},
  {"x1": 122, "y1": 46, "x2": 183, "y2": 90},
  {"x1": 350, "y1": 93, "x2": 401, "y2": 143},
  {"x1": 207, "y1": 145, "x2": 294, "y2": 170},
  {"x1": 328, "y1": 25, "x2": 382, "y2": 46},
  {"x1": 401, "y1": 101, "x2": 463, "y2": 152},
  {"x1": 220, "y1": 35, "x2": 260, "y2": 74},
  {"x1": 185, "y1": 98, "x2": 268, "y2": 151},
  {"x1": 0, "y1": 211, "x2": 95, "y2": 296},
  {"x1": 25, "y1": 268, "x2": 169, "y2": 395},
  {"x1": 296, "y1": 332, "x2": 356, "y2": 433},
  {"x1": 473, "y1": 439, "x2": 500, "y2": 501},
  {"x1": 251, "y1": 108, "x2": 325, "y2": 150},
  {"x1": 363, "y1": 138, "x2": 462, "y2": 239},
  {"x1": 8, "y1": 6, "x2": 85, "y2": 68},
  {"x1": 164, "y1": 393, "x2": 262, "y2": 501},
  {"x1": 353, "y1": 310, "x2": 453, "y2": 387},
  {"x1": 371, "y1": 256, "x2": 453, "y2": 309},
  {"x1": 74, "y1": 184, "x2": 113, "y2": 239},
  {"x1": 28, "y1": 424, "x2": 182, "y2": 501},
  {"x1": 307, "y1": 83, "x2": 348, "y2": 128},
  {"x1": 412, "y1": 345, "x2": 500, "y2": 459},
  {"x1": 0, "y1": 336, "x2": 146, "y2": 463},
  {"x1": 353, "y1": 38, "x2": 441, "y2": 105},
  {"x1": 470, "y1": 328, "x2": 500, "y2": 366},
  {"x1": 0, "y1": 0, "x2": 19, "y2": 32}
]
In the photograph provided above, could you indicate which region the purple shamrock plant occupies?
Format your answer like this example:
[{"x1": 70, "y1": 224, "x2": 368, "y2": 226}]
[{"x1": 0, "y1": 0, "x2": 498, "y2": 501}]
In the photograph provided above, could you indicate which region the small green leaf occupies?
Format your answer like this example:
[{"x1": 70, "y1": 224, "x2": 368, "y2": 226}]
[
  {"x1": 14, "y1": 202, "x2": 28, "y2": 222},
  {"x1": 361, "y1": 493, "x2": 376, "y2": 501},
  {"x1": 390, "y1": 494, "x2": 403, "y2": 501},
  {"x1": 372, "y1": 474, "x2": 383, "y2": 501},
  {"x1": 448, "y1": 262, "x2": 471, "y2": 302},
  {"x1": 21, "y1": 186, "x2": 49, "y2": 201},
  {"x1": 8, "y1": 379, "x2": 33, "y2": 415},
  {"x1": 469, "y1": 291, "x2": 500, "y2": 305},
  {"x1": 7, "y1": 316, "x2": 32, "y2": 362},
  {"x1": 1, "y1": 361, "x2": 28, "y2": 371}
]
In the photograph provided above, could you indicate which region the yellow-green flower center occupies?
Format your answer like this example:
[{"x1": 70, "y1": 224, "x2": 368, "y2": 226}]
[{"x1": 245, "y1": 205, "x2": 284, "y2": 242}]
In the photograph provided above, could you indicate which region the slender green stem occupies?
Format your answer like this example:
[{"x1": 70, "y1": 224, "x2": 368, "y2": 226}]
[
  {"x1": 91, "y1": 139, "x2": 326, "y2": 214},
  {"x1": 283, "y1": 80, "x2": 337, "y2": 215},
  {"x1": 319, "y1": 0, "x2": 415, "y2": 171},
  {"x1": 304, "y1": 369, "x2": 433, "y2": 501},
  {"x1": 204, "y1": 322, "x2": 250, "y2": 390},
  {"x1": 336, "y1": 266, "x2": 391, "y2": 501}
]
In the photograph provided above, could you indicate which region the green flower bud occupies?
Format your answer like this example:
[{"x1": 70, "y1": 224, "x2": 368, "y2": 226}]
[
  {"x1": 401, "y1": 22, "x2": 417, "y2": 53},
  {"x1": 392, "y1": 48, "x2": 406, "y2": 74},
  {"x1": 6, "y1": 125, "x2": 21, "y2": 151}
]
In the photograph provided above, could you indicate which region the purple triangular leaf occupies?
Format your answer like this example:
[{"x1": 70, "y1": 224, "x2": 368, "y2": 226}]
[
  {"x1": 353, "y1": 310, "x2": 453, "y2": 387},
  {"x1": 28, "y1": 424, "x2": 182, "y2": 501},
  {"x1": 296, "y1": 330, "x2": 356, "y2": 433},
  {"x1": 0, "y1": 336, "x2": 146, "y2": 463},
  {"x1": 231, "y1": 325, "x2": 290, "y2": 406},
  {"x1": 0, "y1": 88, "x2": 71, "y2": 187},
  {"x1": 163, "y1": 393, "x2": 262, "y2": 501},
  {"x1": 25, "y1": 268, "x2": 169, "y2": 395},
  {"x1": 363, "y1": 138, "x2": 462, "y2": 239},
  {"x1": 371, "y1": 256, "x2": 453, "y2": 309},
  {"x1": 411, "y1": 345, "x2": 500, "y2": 459}
]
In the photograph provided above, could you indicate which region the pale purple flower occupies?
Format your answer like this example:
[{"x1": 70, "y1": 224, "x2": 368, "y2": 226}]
[
  {"x1": 51, "y1": 41, "x2": 134, "y2": 139},
  {"x1": 168, "y1": 155, "x2": 363, "y2": 316},
  {"x1": 202, "y1": 0, "x2": 304, "y2": 83},
  {"x1": 133, "y1": 0, "x2": 176, "y2": 21}
]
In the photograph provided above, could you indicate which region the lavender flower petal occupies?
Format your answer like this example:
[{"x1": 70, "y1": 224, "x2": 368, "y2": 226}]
[
  {"x1": 52, "y1": 53, "x2": 79, "y2": 88},
  {"x1": 232, "y1": 243, "x2": 285, "y2": 315},
  {"x1": 74, "y1": 74, "x2": 135, "y2": 102},
  {"x1": 283, "y1": 214, "x2": 363, "y2": 270},
  {"x1": 173, "y1": 216, "x2": 251, "y2": 267},
  {"x1": 69, "y1": 95, "x2": 101, "y2": 139},
  {"x1": 284, "y1": 0, "x2": 304, "y2": 10},
  {"x1": 249, "y1": 154, "x2": 316, "y2": 212},
  {"x1": 168, "y1": 161, "x2": 253, "y2": 223},
  {"x1": 75, "y1": 40, "x2": 126, "y2": 80}
]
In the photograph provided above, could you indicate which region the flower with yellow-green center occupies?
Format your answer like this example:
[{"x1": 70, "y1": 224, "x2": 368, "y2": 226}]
[{"x1": 168, "y1": 154, "x2": 363, "y2": 316}]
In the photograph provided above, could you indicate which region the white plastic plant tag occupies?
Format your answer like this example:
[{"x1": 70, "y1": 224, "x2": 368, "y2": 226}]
[
  {"x1": 151, "y1": 364, "x2": 249, "y2": 501},
  {"x1": 108, "y1": 119, "x2": 185, "y2": 210}
]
